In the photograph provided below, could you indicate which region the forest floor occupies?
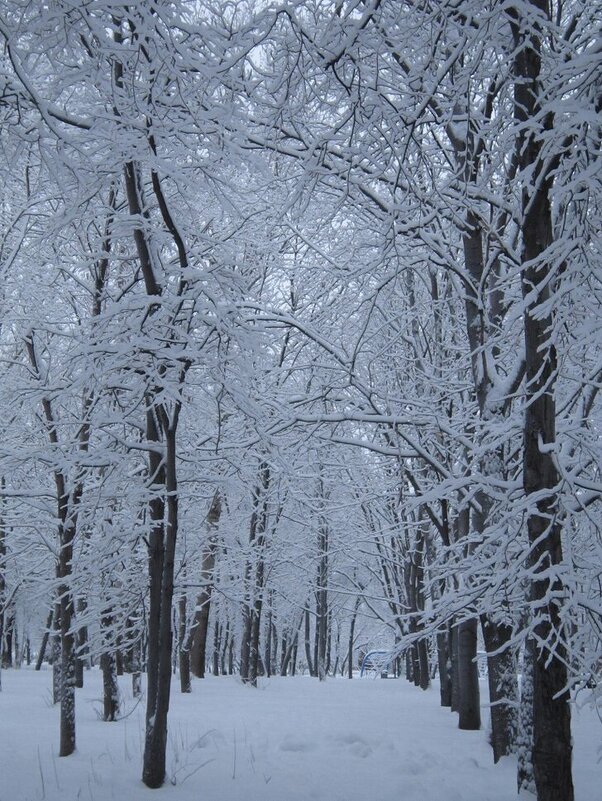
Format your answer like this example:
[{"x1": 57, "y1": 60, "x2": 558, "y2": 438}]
[{"x1": 0, "y1": 667, "x2": 599, "y2": 801}]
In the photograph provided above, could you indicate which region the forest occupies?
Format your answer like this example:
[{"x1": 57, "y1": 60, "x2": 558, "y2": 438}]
[{"x1": 0, "y1": 2, "x2": 600, "y2": 801}]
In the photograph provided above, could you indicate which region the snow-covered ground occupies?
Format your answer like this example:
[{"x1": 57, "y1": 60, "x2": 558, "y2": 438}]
[{"x1": 0, "y1": 668, "x2": 599, "y2": 801}]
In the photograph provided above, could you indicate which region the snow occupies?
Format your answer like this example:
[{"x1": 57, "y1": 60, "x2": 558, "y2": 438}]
[{"x1": 0, "y1": 668, "x2": 599, "y2": 801}]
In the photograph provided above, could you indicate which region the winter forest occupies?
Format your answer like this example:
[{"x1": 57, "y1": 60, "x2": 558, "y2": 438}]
[{"x1": 0, "y1": 1, "x2": 600, "y2": 800}]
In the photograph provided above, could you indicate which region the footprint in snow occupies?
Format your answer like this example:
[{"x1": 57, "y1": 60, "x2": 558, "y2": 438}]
[
  {"x1": 279, "y1": 736, "x2": 315, "y2": 753},
  {"x1": 335, "y1": 733, "x2": 373, "y2": 758}
]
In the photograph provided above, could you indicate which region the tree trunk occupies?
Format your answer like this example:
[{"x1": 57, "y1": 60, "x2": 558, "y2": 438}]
[
  {"x1": 417, "y1": 639, "x2": 430, "y2": 691},
  {"x1": 142, "y1": 417, "x2": 178, "y2": 789},
  {"x1": 304, "y1": 605, "x2": 315, "y2": 676},
  {"x1": 437, "y1": 629, "x2": 452, "y2": 707},
  {"x1": 450, "y1": 623, "x2": 459, "y2": 713},
  {"x1": 281, "y1": 615, "x2": 302, "y2": 676},
  {"x1": 315, "y1": 509, "x2": 329, "y2": 681},
  {"x1": 458, "y1": 617, "x2": 480, "y2": 730},
  {"x1": 510, "y1": 5, "x2": 574, "y2": 799},
  {"x1": 101, "y1": 652, "x2": 119, "y2": 721},
  {"x1": 517, "y1": 640, "x2": 536, "y2": 794},
  {"x1": 2, "y1": 610, "x2": 13, "y2": 668},
  {"x1": 348, "y1": 597, "x2": 361, "y2": 679},
  {"x1": 212, "y1": 621, "x2": 220, "y2": 676},
  {"x1": 74, "y1": 597, "x2": 88, "y2": 689},
  {"x1": 58, "y1": 520, "x2": 77, "y2": 757},
  {"x1": 240, "y1": 466, "x2": 269, "y2": 686},
  {"x1": 481, "y1": 616, "x2": 517, "y2": 762},
  {"x1": 190, "y1": 491, "x2": 221, "y2": 678},
  {"x1": 178, "y1": 595, "x2": 191, "y2": 693},
  {"x1": 35, "y1": 610, "x2": 54, "y2": 671}
]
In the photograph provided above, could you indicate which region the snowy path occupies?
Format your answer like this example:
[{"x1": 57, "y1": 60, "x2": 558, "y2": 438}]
[{"x1": 0, "y1": 669, "x2": 599, "y2": 801}]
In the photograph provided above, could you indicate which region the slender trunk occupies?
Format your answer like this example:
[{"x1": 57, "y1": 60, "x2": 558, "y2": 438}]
[
  {"x1": 142, "y1": 422, "x2": 178, "y2": 789},
  {"x1": 58, "y1": 520, "x2": 77, "y2": 757},
  {"x1": 240, "y1": 606, "x2": 252, "y2": 681},
  {"x1": 291, "y1": 636, "x2": 298, "y2": 676},
  {"x1": 220, "y1": 620, "x2": 230, "y2": 675},
  {"x1": 101, "y1": 652, "x2": 119, "y2": 721},
  {"x1": 131, "y1": 639, "x2": 142, "y2": 699},
  {"x1": 35, "y1": 610, "x2": 54, "y2": 671},
  {"x1": 450, "y1": 623, "x2": 459, "y2": 713},
  {"x1": 74, "y1": 597, "x2": 88, "y2": 689},
  {"x1": 458, "y1": 618, "x2": 480, "y2": 730},
  {"x1": 190, "y1": 491, "x2": 220, "y2": 678},
  {"x1": 52, "y1": 601, "x2": 62, "y2": 705},
  {"x1": 315, "y1": 498, "x2": 329, "y2": 681},
  {"x1": 281, "y1": 615, "x2": 302, "y2": 676},
  {"x1": 240, "y1": 467, "x2": 269, "y2": 685},
  {"x1": 178, "y1": 595, "x2": 191, "y2": 693},
  {"x1": 437, "y1": 629, "x2": 452, "y2": 706},
  {"x1": 265, "y1": 604, "x2": 273, "y2": 678},
  {"x1": 1, "y1": 611, "x2": 13, "y2": 668},
  {"x1": 212, "y1": 621, "x2": 220, "y2": 676},
  {"x1": 228, "y1": 634, "x2": 234, "y2": 675},
  {"x1": 417, "y1": 639, "x2": 430, "y2": 691},
  {"x1": 304, "y1": 605, "x2": 315, "y2": 676},
  {"x1": 405, "y1": 650, "x2": 413, "y2": 683},
  {"x1": 348, "y1": 597, "x2": 361, "y2": 679}
]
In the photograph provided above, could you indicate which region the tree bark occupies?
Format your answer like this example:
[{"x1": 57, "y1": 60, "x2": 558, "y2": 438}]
[
  {"x1": 101, "y1": 652, "x2": 119, "y2": 722},
  {"x1": 35, "y1": 610, "x2": 54, "y2": 671},
  {"x1": 481, "y1": 616, "x2": 517, "y2": 762},
  {"x1": 348, "y1": 596, "x2": 361, "y2": 679},
  {"x1": 190, "y1": 491, "x2": 221, "y2": 678},
  {"x1": 178, "y1": 594, "x2": 191, "y2": 693},
  {"x1": 509, "y1": 5, "x2": 574, "y2": 799},
  {"x1": 437, "y1": 628, "x2": 452, "y2": 707},
  {"x1": 142, "y1": 420, "x2": 179, "y2": 789},
  {"x1": 458, "y1": 618, "x2": 480, "y2": 730}
]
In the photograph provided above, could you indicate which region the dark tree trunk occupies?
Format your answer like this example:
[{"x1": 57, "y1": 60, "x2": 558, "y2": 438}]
[
  {"x1": 212, "y1": 621, "x2": 220, "y2": 676},
  {"x1": 412, "y1": 644, "x2": 420, "y2": 687},
  {"x1": 291, "y1": 636, "x2": 298, "y2": 676},
  {"x1": 315, "y1": 515, "x2": 329, "y2": 681},
  {"x1": 517, "y1": 640, "x2": 536, "y2": 794},
  {"x1": 74, "y1": 597, "x2": 88, "y2": 689},
  {"x1": 281, "y1": 616, "x2": 302, "y2": 677},
  {"x1": 101, "y1": 652, "x2": 119, "y2": 721},
  {"x1": 190, "y1": 491, "x2": 220, "y2": 678},
  {"x1": 304, "y1": 606, "x2": 315, "y2": 676},
  {"x1": 481, "y1": 616, "x2": 517, "y2": 762},
  {"x1": 265, "y1": 604, "x2": 273, "y2": 678},
  {"x1": 228, "y1": 634, "x2": 234, "y2": 675},
  {"x1": 248, "y1": 465, "x2": 270, "y2": 687},
  {"x1": 450, "y1": 623, "x2": 459, "y2": 713},
  {"x1": 240, "y1": 605, "x2": 252, "y2": 681},
  {"x1": 458, "y1": 618, "x2": 480, "y2": 730},
  {"x1": 437, "y1": 629, "x2": 452, "y2": 707},
  {"x1": 58, "y1": 518, "x2": 77, "y2": 757},
  {"x1": 417, "y1": 639, "x2": 430, "y2": 691},
  {"x1": 178, "y1": 595, "x2": 191, "y2": 693},
  {"x1": 220, "y1": 620, "x2": 230, "y2": 675},
  {"x1": 509, "y1": 5, "x2": 574, "y2": 799},
  {"x1": 348, "y1": 597, "x2": 361, "y2": 679},
  {"x1": 405, "y1": 650, "x2": 413, "y2": 683},
  {"x1": 142, "y1": 416, "x2": 179, "y2": 789},
  {"x1": 35, "y1": 610, "x2": 54, "y2": 671},
  {"x1": 2, "y1": 611, "x2": 13, "y2": 668}
]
